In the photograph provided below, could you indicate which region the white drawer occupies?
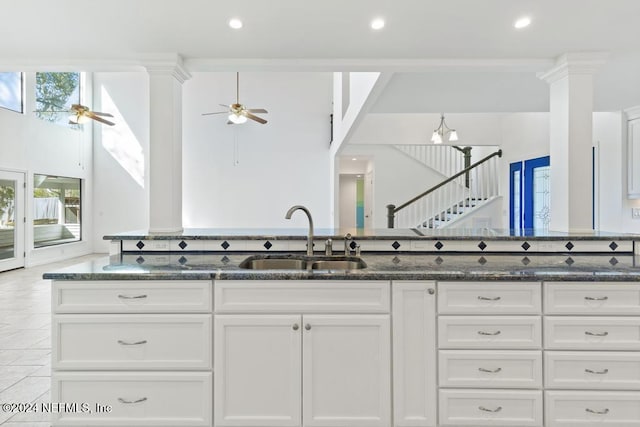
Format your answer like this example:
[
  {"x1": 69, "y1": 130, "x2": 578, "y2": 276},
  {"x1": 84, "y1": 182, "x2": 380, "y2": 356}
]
[
  {"x1": 545, "y1": 352, "x2": 640, "y2": 390},
  {"x1": 215, "y1": 280, "x2": 390, "y2": 313},
  {"x1": 439, "y1": 350, "x2": 542, "y2": 388},
  {"x1": 545, "y1": 391, "x2": 640, "y2": 427},
  {"x1": 545, "y1": 317, "x2": 640, "y2": 350},
  {"x1": 53, "y1": 280, "x2": 212, "y2": 313},
  {"x1": 438, "y1": 316, "x2": 541, "y2": 349},
  {"x1": 438, "y1": 282, "x2": 541, "y2": 314},
  {"x1": 53, "y1": 314, "x2": 211, "y2": 369},
  {"x1": 439, "y1": 389, "x2": 543, "y2": 426},
  {"x1": 51, "y1": 372, "x2": 212, "y2": 426},
  {"x1": 545, "y1": 282, "x2": 640, "y2": 315}
]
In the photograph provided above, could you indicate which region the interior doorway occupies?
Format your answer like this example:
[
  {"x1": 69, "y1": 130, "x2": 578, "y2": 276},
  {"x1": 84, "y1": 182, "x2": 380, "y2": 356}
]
[
  {"x1": 0, "y1": 170, "x2": 25, "y2": 272},
  {"x1": 338, "y1": 156, "x2": 374, "y2": 231}
]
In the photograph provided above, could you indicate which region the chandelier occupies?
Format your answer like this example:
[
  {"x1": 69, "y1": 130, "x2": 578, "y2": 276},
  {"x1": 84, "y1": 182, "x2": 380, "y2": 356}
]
[{"x1": 431, "y1": 113, "x2": 459, "y2": 144}]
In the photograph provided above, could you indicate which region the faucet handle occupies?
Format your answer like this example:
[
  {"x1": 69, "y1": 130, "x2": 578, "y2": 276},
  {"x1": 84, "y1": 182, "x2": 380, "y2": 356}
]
[
  {"x1": 325, "y1": 239, "x2": 333, "y2": 256},
  {"x1": 355, "y1": 244, "x2": 361, "y2": 256}
]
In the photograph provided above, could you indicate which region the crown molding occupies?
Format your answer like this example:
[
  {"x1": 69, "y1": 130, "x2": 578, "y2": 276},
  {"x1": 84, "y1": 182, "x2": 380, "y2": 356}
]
[
  {"x1": 624, "y1": 105, "x2": 640, "y2": 120},
  {"x1": 141, "y1": 53, "x2": 191, "y2": 83},
  {"x1": 538, "y1": 52, "x2": 609, "y2": 84}
]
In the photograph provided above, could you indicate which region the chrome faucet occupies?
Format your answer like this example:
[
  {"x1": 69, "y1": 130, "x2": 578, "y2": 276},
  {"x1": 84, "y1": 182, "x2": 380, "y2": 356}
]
[
  {"x1": 285, "y1": 205, "x2": 314, "y2": 256},
  {"x1": 344, "y1": 233, "x2": 352, "y2": 255}
]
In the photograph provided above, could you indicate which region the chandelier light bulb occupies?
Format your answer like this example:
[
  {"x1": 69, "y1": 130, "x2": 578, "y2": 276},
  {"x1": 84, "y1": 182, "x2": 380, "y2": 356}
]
[
  {"x1": 449, "y1": 130, "x2": 459, "y2": 141},
  {"x1": 431, "y1": 131, "x2": 443, "y2": 144}
]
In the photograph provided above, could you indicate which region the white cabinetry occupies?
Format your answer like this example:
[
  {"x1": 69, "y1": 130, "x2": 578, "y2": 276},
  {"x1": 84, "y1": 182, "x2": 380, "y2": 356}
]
[
  {"x1": 51, "y1": 280, "x2": 213, "y2": 427},
  {"x1": 214, "y1": 280, "x2": 391, "y2": 427},
  {"x1": 626, "y1": 106, "x2": 640, "y2": 198},
  {"x1": 437, "y1": 282, "x2": 543, "y2": 427}
]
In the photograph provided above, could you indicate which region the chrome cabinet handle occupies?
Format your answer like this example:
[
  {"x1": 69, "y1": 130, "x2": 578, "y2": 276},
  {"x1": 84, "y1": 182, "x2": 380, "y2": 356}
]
[
  {"x1": 478, "y1": 367, "x2": 502, "y2": 373},
  {"x1": 585, "y1": 331, "x2": 609, "y2": 337},
  {"x1": 477, "y1": 296, "x2": 501, "y2": 301},
  {"x1": 118, "y1": 397, "x2": 147, "y2": 404},
  {"x1": 292, "y1": 324, "x2": 299, "y2": 331},
  {"x1": 585, "y1": 368, "x2": 609, "y2": 375},
  {"x1": 478, "y1": 330, "x2": 501, "y2": 336},
  {"x1": 585, "y1": 408, "x2": 609, "y2": 415},
  {"x1": 117, "y1": 340, "x2": 147, "y2": 346},
  {"x1": 118, "y1": 294, "x2": 148, "y2": 299},
  {"x1": 479, "y1": 406, "x2": 502, "y2": 413},
  {"x1": 305, "y1": 324, "x2": 311, "y2": 331},
  {"x1": 585, "y1": 296, "x2": 608, "y2": 301}
]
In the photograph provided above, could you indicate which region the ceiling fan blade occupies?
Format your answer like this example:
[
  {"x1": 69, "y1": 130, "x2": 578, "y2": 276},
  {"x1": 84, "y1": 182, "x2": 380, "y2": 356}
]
[
  {"x1": 243, "y1": 111, "x2": 267, "y2": 124},
  {"x1": 246, "y1": 108, "x2": 268, "y2": 114},
  {"x1": 91, "y1": 111, "x2": 114, "y2": 117},
  {"x1": 202, "y1": 111, "x2": 229, "y2": 116},
  {"x1": 219, "y1": 104, "x2": 231, "y2": 108},
  {"x1": 86, "y1": 112, "x2": 115, "y2": 126}
]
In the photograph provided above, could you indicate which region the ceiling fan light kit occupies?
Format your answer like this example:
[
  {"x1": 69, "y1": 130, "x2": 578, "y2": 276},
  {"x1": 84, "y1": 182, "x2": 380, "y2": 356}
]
[
  {"x1": 202, "y1": 72, "x2": 268, "y2": 125},
  {"x1": 36, "y1": 103, "x2": 115, "y2": 126},
  {"x1": 431, "y1": 113, "x2": 458, "y2": 144}
]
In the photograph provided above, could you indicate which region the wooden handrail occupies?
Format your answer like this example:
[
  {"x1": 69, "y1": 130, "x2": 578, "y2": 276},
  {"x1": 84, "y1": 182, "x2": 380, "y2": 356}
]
[{"x1": 387, "y1": 149, "x2": 502, "y2": 228}]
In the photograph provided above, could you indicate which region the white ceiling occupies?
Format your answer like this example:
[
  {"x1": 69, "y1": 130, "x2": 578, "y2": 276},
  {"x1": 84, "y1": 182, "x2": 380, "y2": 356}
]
[{"x1": 2, "y1": 0, "x2": 640, "y2": 64}]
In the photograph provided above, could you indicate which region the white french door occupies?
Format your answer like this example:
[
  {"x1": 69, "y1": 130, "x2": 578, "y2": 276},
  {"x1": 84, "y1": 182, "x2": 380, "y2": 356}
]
[{"x1": 0, "y1": 170, "x2": 25, "y2": 272}]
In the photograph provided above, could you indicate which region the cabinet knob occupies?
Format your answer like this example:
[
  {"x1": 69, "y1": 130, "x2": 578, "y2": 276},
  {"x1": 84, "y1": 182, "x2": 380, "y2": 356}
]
[
  {"x1": 427, "y1": 288, "x2": 435, "y2": 295},
  {"x1": 292, "y1": 324, "x2": 299, "y2": 331},
  {"x1": 305, "y1": 324, "x2": 312, "y2": 331}
]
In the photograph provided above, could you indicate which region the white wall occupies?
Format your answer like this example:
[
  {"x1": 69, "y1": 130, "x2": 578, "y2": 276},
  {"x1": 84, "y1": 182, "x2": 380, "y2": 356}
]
[
  {"x1": 339, "y1": 175, "x2": 357, "y2": 229},
  {"x1": 92, "y1": 72, "x2": 150, "y2": 252},
  {"x1": 182, "y1": 72, "x2": 333, "y2": 229},
  {"x1": 0, "y1": 72, "x2": 93, "y2": 265}
]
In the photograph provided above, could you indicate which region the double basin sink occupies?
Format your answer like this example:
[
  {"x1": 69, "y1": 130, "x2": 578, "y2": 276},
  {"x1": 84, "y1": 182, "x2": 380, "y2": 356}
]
[{"x1": 239, "y1": 254, "x2": 367, "y2": 271}]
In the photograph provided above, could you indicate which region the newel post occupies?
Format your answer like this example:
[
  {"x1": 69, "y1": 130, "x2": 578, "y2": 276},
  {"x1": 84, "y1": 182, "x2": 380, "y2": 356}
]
[{"x1": 386, "y1": 204, "x2": 396, "y2": 228}]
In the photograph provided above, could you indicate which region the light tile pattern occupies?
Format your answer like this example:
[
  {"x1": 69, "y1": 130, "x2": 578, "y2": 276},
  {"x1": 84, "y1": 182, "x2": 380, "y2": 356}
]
[{"x1": 0, "y1": 255, "x2": 102, "y2": 426}]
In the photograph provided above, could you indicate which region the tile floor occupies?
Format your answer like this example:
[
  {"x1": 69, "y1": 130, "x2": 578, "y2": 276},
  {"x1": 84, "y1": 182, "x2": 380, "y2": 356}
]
[{"x1": 0, "y1": 255, "x2": 103, "y2": 426}]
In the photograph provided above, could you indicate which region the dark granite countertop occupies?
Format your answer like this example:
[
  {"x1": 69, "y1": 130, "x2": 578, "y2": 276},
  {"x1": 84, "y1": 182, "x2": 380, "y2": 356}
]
[
  {"x1": 43, "y1": 252, "x2": 640, "y2": 282},
  {"x1": 103, "y1": 228, "x2": 640, "y2": 241}
]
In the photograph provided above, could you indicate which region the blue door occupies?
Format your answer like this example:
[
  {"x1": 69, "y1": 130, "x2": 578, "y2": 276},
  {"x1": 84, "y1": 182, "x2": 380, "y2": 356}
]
[{"x1": 510, "y1": 156, "x2": 550, "y2": 234}]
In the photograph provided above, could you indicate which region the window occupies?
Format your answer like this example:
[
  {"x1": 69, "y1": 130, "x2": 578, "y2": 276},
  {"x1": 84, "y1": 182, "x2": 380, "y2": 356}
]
[
  {"x1": 34, "y1": 72, "x2": 80, "y2": 125},
  {"x1": 33, "y1": 175, "x2": 81, "y2": 248},
  {"x1": 0, "y1": 72, "x2": 23, "y2": 113}
]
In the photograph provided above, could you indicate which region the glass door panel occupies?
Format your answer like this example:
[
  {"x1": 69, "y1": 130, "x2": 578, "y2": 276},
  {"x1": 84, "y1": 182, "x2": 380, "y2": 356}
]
[{"x1": 0, "y1": 171, "x2": 24, "y2": 272}]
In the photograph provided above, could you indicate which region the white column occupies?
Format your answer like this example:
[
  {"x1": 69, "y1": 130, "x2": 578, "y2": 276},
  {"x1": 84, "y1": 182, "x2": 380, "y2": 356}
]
[
  {"x1": 143, "y1": 55, "x2": 191, "y2": 233},
  {"x1": 538, "y1": 53, "x2": 606, "y2": 232}
]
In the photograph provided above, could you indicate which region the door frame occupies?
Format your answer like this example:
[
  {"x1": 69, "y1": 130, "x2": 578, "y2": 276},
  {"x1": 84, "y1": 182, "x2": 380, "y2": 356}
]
[
  {"x1": 523, "y1": 156, "x2": 550, "y2": 230},
  {"x1": 0, "y1": 170, "x2": 25, "y2": 272},
  {"x1": 509, "y1": 161, "x2": 523, "y2": 231}
]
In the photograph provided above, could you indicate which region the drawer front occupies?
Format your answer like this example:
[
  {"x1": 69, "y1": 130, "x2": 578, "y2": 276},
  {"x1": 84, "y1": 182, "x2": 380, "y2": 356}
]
[
  {"x1": 438, "y1": 316, "x2": 541, "y2": 349},
  {"x1": 439, "y1": 389, "x2": 543, "y2": 426},
  {"x1": 438, "y1": 282, "x2": 541, "y2": 314},
  {"x1": 545, "y1": 391, "x2": 640, "y2": 426},
  {"x1": 53, "y1": 314, "x2": 211, "y2": 369},
  {"x1": 439, "y1": 350, "x2": 542, "y2": 388},
  {"x1": 545, "y1": 282, "x2": 640, "y2": 315},
  {"x1": 51, "y1": 372, "x2": 212, "y2": 426},
  {"x1": 545, "y1": 352, "x2": 640, "y2": 390},
  {"x1": 545, "y1": 317, "x2": 640, "y2": 350},
  {"x1": 215, "y1": 280, "x2": 390, "y2": 313},
  {"x1": 53, "y1": 280, "x2": 212, "y2": 313}
]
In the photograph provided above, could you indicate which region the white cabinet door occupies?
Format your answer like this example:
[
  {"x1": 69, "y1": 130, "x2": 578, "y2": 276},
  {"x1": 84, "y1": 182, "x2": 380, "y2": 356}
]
[
  {"x1": 214, "y1": 315, "x2": 302, "y2": 427},
  {"x1": 392, "y1": 281, "x2": 437, "y2": 427},
  {"x1": 302, "y1": 314, "x2": 391, "y2": 427}
]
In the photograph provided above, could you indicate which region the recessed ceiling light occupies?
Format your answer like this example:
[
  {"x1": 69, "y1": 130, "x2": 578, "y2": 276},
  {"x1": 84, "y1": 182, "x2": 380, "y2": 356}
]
[
  {"x1": 514, "y1": 16, "x2": 531, "y2": 29},
  {"x1": 229, "y1": 18, "x2": 243, "y2": 29},
  {"x1": 371, "y1": 18, "x2": 385, "y2": 30},
  {"x1": 352, "y1": 157, "x2": 358, "y2": 161}
]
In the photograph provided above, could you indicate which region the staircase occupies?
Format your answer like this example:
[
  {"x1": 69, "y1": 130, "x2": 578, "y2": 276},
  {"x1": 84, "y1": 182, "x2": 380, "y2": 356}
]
[{"x1": 387, "y1": 149, "x2": 502, "y2": 229}]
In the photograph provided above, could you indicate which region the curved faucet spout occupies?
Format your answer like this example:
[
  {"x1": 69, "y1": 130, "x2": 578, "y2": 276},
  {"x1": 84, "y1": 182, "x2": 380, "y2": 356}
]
[{"x1": 285, "y1": 205, "x2": 314, "y2": 256}]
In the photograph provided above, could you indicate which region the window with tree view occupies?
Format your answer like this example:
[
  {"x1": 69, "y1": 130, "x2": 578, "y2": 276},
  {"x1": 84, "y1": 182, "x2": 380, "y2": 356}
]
[
  {"x1": 0, "y1": 72, "x2": 23, "y2": 113},
  {"x1": 34, "y1": 175, "x2": 81, "y2": 248},
  {"x1": 35, "y1": 72, "x2": 80, "y2": 126}
]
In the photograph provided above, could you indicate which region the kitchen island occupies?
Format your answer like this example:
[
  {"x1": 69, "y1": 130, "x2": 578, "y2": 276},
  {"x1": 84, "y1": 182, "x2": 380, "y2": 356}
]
[{"x1": 44, "y1": 229, "x2": 640, "y2": 427}]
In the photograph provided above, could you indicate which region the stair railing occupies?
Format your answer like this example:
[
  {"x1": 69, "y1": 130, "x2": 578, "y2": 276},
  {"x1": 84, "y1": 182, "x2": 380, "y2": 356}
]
[
  {"x1": 395, "y1": 144, "x2": 465, "y2": 178},
  {"x1": 387, "y1": 149, "x2": 502, "y2": 228}
]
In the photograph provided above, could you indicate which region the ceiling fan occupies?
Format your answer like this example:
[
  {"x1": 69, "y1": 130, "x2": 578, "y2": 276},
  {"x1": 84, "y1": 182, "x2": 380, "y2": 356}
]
[
  {"x1": 67, "y1": 104, "x2": 115, "y2": 126},
  {"x1": 36, "y1": 104, "x2": 115, "y2": 126},
  {"x1": 202, "y1": 72, "x2": 268, "y2": 125}
]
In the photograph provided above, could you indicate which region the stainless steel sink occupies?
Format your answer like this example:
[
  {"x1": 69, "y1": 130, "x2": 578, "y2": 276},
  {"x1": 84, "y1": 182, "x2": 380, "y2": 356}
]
[
  {"x1": 239, "y1": 255, "x2": 366, "y2": 270},
  {"x1": 310, "y1": 259, "x2": 367, "y2": 270}
]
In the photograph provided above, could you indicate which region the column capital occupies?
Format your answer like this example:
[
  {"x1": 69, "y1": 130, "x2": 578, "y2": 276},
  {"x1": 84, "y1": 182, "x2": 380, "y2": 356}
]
[
  {"x1": 141, "y1": 53, "x2": 191, "y2": 84},
  {"x1": 537, "y1": 52, "x2": 608, "y2": 84}
]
